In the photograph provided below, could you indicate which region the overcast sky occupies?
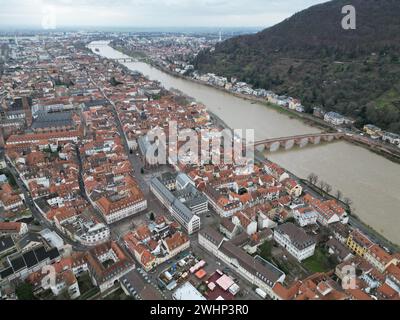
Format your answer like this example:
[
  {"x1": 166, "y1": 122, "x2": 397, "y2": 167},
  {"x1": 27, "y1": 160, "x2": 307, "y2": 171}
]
[{"x1": 0, "y1": 0, "x2": 329, "y2": 29}]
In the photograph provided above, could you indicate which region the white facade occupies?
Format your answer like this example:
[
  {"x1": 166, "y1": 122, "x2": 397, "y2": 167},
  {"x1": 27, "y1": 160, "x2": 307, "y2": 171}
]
[
  {"x1": 274, "y1": 230, "x2": 316, "y2": 262},
  {"x1": 293, "y1": 209, "x2": 319, "y2": 227},
  {"x1": 100, "y1": 199, "x2": 148, "y2": 225},
  {"x1": 75, "y1": 224, "x2": 110, "y2": 246},
  {"x1": 150, "y1": 180, "x2": 201, "y2": 235}
]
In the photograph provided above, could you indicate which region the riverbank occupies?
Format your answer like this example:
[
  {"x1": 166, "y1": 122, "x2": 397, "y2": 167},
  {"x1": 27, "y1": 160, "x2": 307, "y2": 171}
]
[
  {"x1": 156, "y1": 65, "x2": 400, "y2": 165},
  {"x1": 111, "y1": 44, "x2": 400, "y2": 165},
  {"x1": 300, "y1": 178, "x2": 399, "y2": 252},
  {"x1": 92, "y1": 41, "x2": 400, "y2": 246}
]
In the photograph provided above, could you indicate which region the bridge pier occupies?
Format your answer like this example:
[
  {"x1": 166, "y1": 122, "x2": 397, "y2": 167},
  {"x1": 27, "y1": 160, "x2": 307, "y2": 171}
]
[
  {"x1": 297, "y1": 138, "x2": 309, "y2": 148},
  {"x1": 310, "y1": 136, "x2": 321, "y2": 145},
  {"x1": 285, "y1": 139, "x2": 295, "y2": 150},
  {"x1": 256, "y1": 145, "x2": 266, "y2": 153},
  {"x1": 270, "y1": 142, "x2": 281, "y2": 152},
  {"x1": 323, "y1": 135, "x2": 334, "y2": 142}
]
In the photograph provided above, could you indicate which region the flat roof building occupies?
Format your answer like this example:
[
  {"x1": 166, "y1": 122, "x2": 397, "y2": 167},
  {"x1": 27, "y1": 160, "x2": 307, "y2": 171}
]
[{"x1": 150, "y1": 173, "x2": 206, "y2": 235}]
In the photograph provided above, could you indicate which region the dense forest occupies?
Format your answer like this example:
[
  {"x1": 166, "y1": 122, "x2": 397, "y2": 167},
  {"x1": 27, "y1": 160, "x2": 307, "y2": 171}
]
[{"x1": 194, "y1": 0, "x2": 400, "y2": 133}]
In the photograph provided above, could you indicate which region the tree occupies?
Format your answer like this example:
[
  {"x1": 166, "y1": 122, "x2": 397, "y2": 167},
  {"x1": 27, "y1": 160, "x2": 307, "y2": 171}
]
[
  {"x1": 344, "y1": 197, "x2": 353, "y2": 207},
  {"x1": 15, "y1": 282, "x2": 36, "y2": 300},
  {"x1": 307, "y1": 173, "x2": 318, "y2": 185},
  {"x1": 149, "y1": 212, "x2": 155, "y2": 221},
  {"x1": 335, "y1": 190, "x2": 343, "y2": 201},
  {"x1": 318, "y1": 180, "x2": 326, "y2": 191},
  {"x1": 324, "y1": 184, "x2": 332, "y2": 194},
  {"x1": 259, "y1": 241, "x2": 273, "y2": 260}
]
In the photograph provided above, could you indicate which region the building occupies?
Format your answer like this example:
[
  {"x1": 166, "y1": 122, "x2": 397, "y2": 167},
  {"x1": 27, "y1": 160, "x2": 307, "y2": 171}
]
[
  {"x1": 274, "y1": 223, "x2": 316, "y2": 262},
  {"x1": 346, "y1": 230, "x2": 374, "y2": 257},
  {"x1": 0, "y1": 236, "x2": 16, "y2": 257},
  {"x1": 0, "y1": 183, "x2": 25, "y2": 211},
  {"x1": 31, "y1": 110, "x2": 78, "y2": 133},
  {"x1": 85, "y1": 241, "x2": 135, "y2": 293},
  {"x1": 0, "y1": 245, "x2": 60, "y2": 284},
  {"x1": 96, "y1": 192, "x2": 147, "y2": 225},
  {"x1": 364, "y1": 244, "x2": 396, "y2": 273},
  {"x1": 31, "y1": 269, "x2": 81, "y2": 299},
  {"x1": 0, "y1": 222, "x2": 29, "y2": 237},
  {"x1": 293, "y1": 207, "x2": 319, "y2": 227},
  {"x1": 199, "y1": 227, "x2": 285, "y2": 298},
  {"x1": 272, "y1": 273, "x2": 349, "y2": 300},
  {"x1": 326, "y1": 238, "x2": 353, "y2": 262},
  {"x1": 385, "y1": 264, "x2": 400, "y2": 294},
  {"x1": 232, "y1": 212, "x2": 258, "y2": 236},
  {"x1": 124, "y1": 226, "x2": 190, "y2": 272},
  {"x1": 150, "y1": 173, "x2": 205, "y2": 234},
  {"x1": 282, "y1": 179, "x2": 303, "y2": 198},
  {"x1": 304, "y1": 195, "x2": 349, "y2": 225},
  {"x1": 6, "y1": 130, "x2": 81, "y2": 149},
  {"x1": 219, "y1": 218, "x2": 240, "y2": 240},
  {"x1": 324, "y1": 112, "x2": 347, "y2": 126},
  {"x1": 60, "y1": 214, "x2": 110, "y2": 246},
  {"x1": 382, "y1": 132, "x2": 400, "y2": 145},
  {"x1": 363, "y1": 124, "x2": 382, "y2": 138}
]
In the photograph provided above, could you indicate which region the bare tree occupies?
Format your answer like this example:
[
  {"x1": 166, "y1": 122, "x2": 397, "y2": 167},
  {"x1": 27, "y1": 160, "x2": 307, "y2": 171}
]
[
  {"x1": 324, "y1": 184, "x2": 332, "y2": 194},
  {"x1": 344, "y1": 197, "x2": 353, "y2": 207},
  {"x1": 307, "y1": 173, "x2": 318, "y2": 185},
  {"x1": 318, "y1": 180, "x2": 326, "y2": 191},
  {"x1": 335, "y1": 190, "x2": 343, "y2": 201}
]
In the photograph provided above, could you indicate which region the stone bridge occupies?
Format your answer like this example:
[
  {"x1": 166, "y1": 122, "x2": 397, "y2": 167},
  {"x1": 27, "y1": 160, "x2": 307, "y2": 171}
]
[
  {"x1": 113, "y1": 58, "x2": 136, "y2": 63},
  {"x1": 252, "y1": 132, "x2": 345, "y2": 153}
]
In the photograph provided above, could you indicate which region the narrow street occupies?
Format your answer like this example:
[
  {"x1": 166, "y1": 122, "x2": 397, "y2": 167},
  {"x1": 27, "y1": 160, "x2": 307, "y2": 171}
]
[{"x1": 4, "y1": 157, "x2": 89, "y2": 252}]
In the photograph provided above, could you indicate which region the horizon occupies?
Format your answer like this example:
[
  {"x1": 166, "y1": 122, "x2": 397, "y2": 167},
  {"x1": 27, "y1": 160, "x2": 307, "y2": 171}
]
[{"x1": 0, "y1": 0, "x2": 329, "y2": 30}]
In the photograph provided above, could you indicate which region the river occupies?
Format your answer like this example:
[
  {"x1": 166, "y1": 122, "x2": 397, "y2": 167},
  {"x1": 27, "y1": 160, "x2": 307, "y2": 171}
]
[{"x1": 89, "y1": 41, "x2": 400, "y2": 245}]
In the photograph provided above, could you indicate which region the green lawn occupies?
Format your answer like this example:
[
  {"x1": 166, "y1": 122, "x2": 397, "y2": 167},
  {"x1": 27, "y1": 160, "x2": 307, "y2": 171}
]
[
  {"x1": 303, "y1": 247, "x2": 336, "y2": 273},
  {"x1": 258, "y1": 241, "x2": 273, "y2": 260}
]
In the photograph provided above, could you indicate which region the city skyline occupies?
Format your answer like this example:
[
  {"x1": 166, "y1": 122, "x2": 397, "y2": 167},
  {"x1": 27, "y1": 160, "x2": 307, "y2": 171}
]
[{"x1": 0, "y1": 0, "x2": 328, "y2": 29}]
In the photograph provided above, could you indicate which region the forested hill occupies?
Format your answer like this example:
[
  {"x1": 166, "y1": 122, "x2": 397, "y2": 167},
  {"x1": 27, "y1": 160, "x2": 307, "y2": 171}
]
[{"x1": 194, "y1": 0, "x2": 400, "y2": 133}]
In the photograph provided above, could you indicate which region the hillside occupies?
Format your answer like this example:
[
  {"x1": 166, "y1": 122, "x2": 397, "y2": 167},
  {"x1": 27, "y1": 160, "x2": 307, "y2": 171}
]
[{"x1": 194, "y1": 0, "x2": 400, "y2": 133}]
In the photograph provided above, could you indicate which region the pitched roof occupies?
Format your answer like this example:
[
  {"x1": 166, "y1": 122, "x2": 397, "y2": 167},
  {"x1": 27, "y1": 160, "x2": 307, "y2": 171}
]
[{"x1": 275, "y1": 223, "x2": 315, "y2": 250}]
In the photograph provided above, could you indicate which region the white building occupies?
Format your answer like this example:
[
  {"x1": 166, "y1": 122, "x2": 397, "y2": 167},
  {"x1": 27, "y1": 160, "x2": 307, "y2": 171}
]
[
  {"x1": 0, "y1": 222, "x2": 29, "y2": 237},
  {"x1": 95, "y1": 194, "x2": 147, "y2": 225},
  {"x1": 61, "y1": 216, "x2": 111, "y2": 246},
  {"x1": 274, "y1": 223, "x2": 316, "y2": 262},
  {"x1": 293, "y1": 207, "x2": 319, "y2": 227},
  {"x1": 382, "y1": 132, "x2": 400, "y2": 145},
  {"x1": 150, "y1": 174, "x2": 204, "y2": 235},
  {"x1": 42, "y1": 270, "x2": 81, "y2": 299},
  {"x1": 324, "y1": 112, "x2": 347, "y2": 126}
]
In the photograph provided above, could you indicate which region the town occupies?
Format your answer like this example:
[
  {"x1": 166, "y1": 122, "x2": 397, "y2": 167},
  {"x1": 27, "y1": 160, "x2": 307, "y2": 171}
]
[
  {"x1": 0, "y1": 33, "x2": 399, "y2": 302},
  {"x1": 111, "y1": 35, "x2": 400, "y2": 160}
]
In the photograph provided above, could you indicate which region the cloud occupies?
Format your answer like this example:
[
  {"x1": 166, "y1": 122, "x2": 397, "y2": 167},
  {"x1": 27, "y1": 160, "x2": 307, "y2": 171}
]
[{"x1": 0, "y1": 0, "x2": 328, "y2": 28}]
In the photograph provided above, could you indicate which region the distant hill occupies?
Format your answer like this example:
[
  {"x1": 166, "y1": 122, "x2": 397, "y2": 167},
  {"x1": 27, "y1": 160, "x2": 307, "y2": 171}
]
[{"x1": 194, "y1": 0, "x2": 400, "y2": 133}]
